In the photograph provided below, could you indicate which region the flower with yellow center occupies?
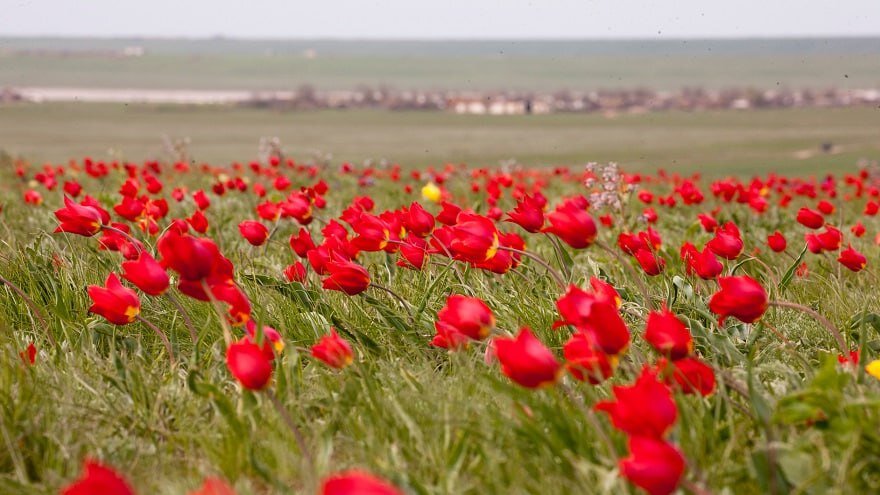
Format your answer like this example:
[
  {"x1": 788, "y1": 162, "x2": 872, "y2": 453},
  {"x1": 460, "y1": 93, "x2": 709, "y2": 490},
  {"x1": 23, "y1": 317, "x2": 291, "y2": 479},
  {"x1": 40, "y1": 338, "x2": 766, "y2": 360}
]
[{"x1": 421, "y1": 182, "x2": 442, "y2": 203}]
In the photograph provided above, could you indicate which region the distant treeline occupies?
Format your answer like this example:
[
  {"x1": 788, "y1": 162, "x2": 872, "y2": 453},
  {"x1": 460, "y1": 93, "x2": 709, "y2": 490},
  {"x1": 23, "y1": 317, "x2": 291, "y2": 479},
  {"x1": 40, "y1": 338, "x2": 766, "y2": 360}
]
[{"x1": 240, "y1": 85, "x2": 880, "y2": 115}]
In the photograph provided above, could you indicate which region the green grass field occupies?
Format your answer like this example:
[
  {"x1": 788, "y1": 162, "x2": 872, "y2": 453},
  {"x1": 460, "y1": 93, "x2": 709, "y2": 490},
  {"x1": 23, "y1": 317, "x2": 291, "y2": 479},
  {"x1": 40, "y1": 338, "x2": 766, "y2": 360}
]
[
  {"x1": 1, "y1": 103, "x2": 878, "y2": 176},
  {"x1": 3, "y1": 37, "x2": 880, "y2": 91}
]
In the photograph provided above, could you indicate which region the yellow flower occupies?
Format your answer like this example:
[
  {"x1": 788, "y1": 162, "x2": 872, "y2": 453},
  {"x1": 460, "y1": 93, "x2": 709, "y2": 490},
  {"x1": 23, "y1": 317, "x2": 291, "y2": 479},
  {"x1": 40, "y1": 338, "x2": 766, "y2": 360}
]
[
  {"x1": 421, "y1": 182, "x2": 442, "y2": 203},
  {"x1": 866, "y1": 360, "x2": 880, "y2": 380}
]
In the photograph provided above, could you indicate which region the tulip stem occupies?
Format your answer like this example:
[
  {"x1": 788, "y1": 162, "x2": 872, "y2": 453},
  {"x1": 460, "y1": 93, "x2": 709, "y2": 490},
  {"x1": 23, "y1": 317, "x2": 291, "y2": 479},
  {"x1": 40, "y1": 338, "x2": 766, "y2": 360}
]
[
  {"x1": 596, "y1": 240, "x2": 654, "y2": 310},
  {"x1": 768, "y1": 300, "x2": 847, "y2": 353},
  {"x1": 557, "y1": 382, "x2": 618, "y2": 460},
  {"x1": 498, "y1": 246, "x2": 566, "y2": 289},
  {"x1": 0, "y1": 274, "x2": 55, "y2": 347},
  {"x1": 135, "y1": 315, "x2": 176, "y2": 366},
  {"x1": 99, "y1": 225, "x2": 143, "y2": 253},
  {"x1": 166, "y1": 291, "x2": 199, "y2": 346},
  {"x1": 265, "y1": 389, "x2": 315, "y2": 469}
]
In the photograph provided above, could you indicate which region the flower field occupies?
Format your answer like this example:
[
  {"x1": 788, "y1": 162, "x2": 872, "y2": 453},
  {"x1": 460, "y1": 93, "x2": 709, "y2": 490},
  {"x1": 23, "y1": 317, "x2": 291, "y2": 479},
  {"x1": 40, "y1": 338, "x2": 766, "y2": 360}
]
[{"x1": 2, "y1": 156, "x2": 880, "y2": 494}]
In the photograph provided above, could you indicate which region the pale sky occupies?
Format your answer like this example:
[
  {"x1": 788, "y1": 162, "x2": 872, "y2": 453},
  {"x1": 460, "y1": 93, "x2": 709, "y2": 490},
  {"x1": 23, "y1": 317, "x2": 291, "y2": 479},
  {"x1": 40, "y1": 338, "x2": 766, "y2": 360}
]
[{"x1": 1, "y1": 0, "x2": 877, "y2": 39}]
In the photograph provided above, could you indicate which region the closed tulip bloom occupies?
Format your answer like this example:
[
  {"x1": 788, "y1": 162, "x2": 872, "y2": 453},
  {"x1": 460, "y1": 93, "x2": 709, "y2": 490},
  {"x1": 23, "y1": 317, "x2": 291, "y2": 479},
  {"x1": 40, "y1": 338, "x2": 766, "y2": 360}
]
[
  {"x1": 708, "y1": 276, "x2": 768, "y2": 325},
  {"x1": 644, "y1": 308, "x2": 693, "y2": 360},
  {"x1": 543, "y1": 199, "x2": 597, "y2": 249},
  {"x1": 397, "y1": 235, "x2": 428, "y2": 270},
  {"x1": 816, "y1": 225, "x2": 842, "y2": 251},
  {"x1": 796, "y1": 207, "x2": 824, "y2": 229},
  {"x1": 404, "y1": 202, "x2": 435, "y2": 237},
  {"x1": 680, "y1": 243, "x2": 723, "y2": 280},
  {"x1": 289, "y1": 227, "x2": 316, "y2": 257},
  {"x1": 449, "y1": 213, "x2": 500, "y2": 263},
  {"x1": 436, "y1": 294, "x2": 495, "y2": 340},
  {"x1": 238, "y1": 220, "x2": 269, "y2": 246},
  {"x1": 283, "y1": 261, "x2": 307, "y2": 283},
  {"x1": 634, "y1": 248, "x2": 666, "y2": 276},
  {"x1": 767, "y1": 231, "x2": 787, "y2": 252},
  {"x1": 157, "y1": 230, "x2": 217, "y2": 281},
  {"x1": 61, "y1": 460, "x2": 134, "y2": 495},
  {"x1": 555, "y1": 285, "x2": 630, "y2": 356},
  {"x1": 706, "y1": 222, "x2": 743, "y2": 260},
  {"x1": 322, "y1": 260, "x2": 371, "y2": 295},
  {"x1": 430, "y1": 322, "x2": 471, "y2": 350},
  {"x1": 320, "y1": 470, "x2": 402, "y2": 495},
  {"x1": 563, "y1": 332, "x2": 616, "y2": 384},
  {"x1": 838, "y1": 245, "x2": 867, "y2": 272},
  {"x1": 493, "y1": 327, "x2": 562, "y2": 389},
  {"x1": 226, "y1": 339, "x2": 273, "y2": 390},
  {"x1": 187, "y1": 209, "x2": 209, "y2": 233},
  {"x1": 311, "y1": 328, "x2": 354, "y2": 369},
  {"x1": 659, "y1": 357, "x2": 716, "y2": 397},
  {"x1": 88, "y1": 273, "x2": 140, "y2": 325},
  {"x1": 620, "y1": 437, "x2": 685, "y2": 495},
  {"x1": 595, "y1": 367, "x2": 677, "y2": 438},
  {"x1": 121, "y1": 252, "x2": 170, "y2": 296},
  {"x1": 54, "y1": 196, "x2": 104, "y2": 236}
]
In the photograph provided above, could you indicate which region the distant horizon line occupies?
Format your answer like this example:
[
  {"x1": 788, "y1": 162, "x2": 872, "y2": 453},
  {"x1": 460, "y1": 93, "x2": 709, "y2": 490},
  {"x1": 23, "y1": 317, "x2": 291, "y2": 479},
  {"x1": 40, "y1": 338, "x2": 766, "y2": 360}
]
[{"x1": 2, "y1": 34, "x2": 879, "y2": 42}]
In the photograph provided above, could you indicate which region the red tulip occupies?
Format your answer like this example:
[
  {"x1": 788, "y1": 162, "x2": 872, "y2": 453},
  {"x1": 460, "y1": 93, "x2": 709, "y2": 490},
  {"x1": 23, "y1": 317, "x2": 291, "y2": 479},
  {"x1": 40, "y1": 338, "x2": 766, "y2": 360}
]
[
  {"x1": 644, "y1": 308, "x2": 693, "y2": 360},
  {"x1": 493, "y1": 327, "x2": 562, "y2": 389},
  {"x1": 506, "y1": 194, "x2": 545, "y2": 233},
  {"x1": 283, "y1": 261, "x2": 308, "y2": 283},
  {"x1": 817, "y1": 199, "x2": 835, "y2": 215},
  {"x1": 87, "y1": 273, "x2": 140, "y2": 325},
  {"x1": 54, "y1": 196, "x2": 104, "y2": 236},
  {"x1": 706, "y1": 222, "x2": 743, "y2": 260},
  {"x1": 563, "y1": 332, "x2": 615, "y2": 384},
  {"x1": 61, "y1": 460, "x2": 134, "y2": 495},
  {"x1": 188, "y1": 209, "x2": 209, "y2": 233},
  {"x1": 320, "y1": 470, "x2": 402, "y2": 495},
  {"x1": 351, "y1": 214, "x2": 392, "y2": 252},
  {"x1": 436, "y1": 294, "x2": 495, "y2": 340},
  {"x1": 851, "y1": 222, "x2": 866, "y2": 238},
  {"x1": 796, "y1": 207, "x2": 824, "y2": 229},
  {"x1": 311, "y1": 328, "x2": 354, "y2": 369},
  {"x1": 816, "y1": 225, "x2": 842, "y2": 251},
  {"x1": 238, "y1": 220, "x2": 269, "y2": 246},
  {"x1": 634, "y1": 248, "x2": 666, "y2": 276},
  {"x1": 555, "y1": 285, "x2": 629, "y2": 355},
  {"x1": 189, "y1": 477, "x2": 236, "y2": 495},
  {"x1": 19, "y1": 342, "x2": 36, "y2": 365},
  {"x1": 397, "y1": 235, "x2": 428, "y2": 270},
  {"x1": 157, "y1": 230, "x2": 219, "y2": 281},
  {"x1": 838, "y1": 245, "x2": 867, "y2": 272},
  {"x1": 708, "y1": 276, "x2": 768, "y2": 324},
  {"x1": 543, "y1": 198, "x2": 597, "y2": 249},
  {"x1": 767, "y1": 231, "x2": 787, "y2": 252},
  {"x1": 289, "y1": 228, "x2": 316, "y2": 257},
  {"x1": 193, "y1": 190, "x2": 211, "y2": 210},
  {"x1": 620, "y1": 437, "x2": 685, "y2": 495},
  {"x1": 697, "y1": 213, "x2": 717, "y2": 232},
  {"x1": 121, "y1": 252, "x2": 170, "y2": 296},
  {"x1": 403, "y1": 202, "x2": 435, "y2": 237},
  {"x1": 449, "y1": 213, "x2": 500, "y2": 263},
  {"x1": 680, "y1": 243, "x2": 722, "y2": 280},
  {"x1": 658, "y1": 357, "x2": 716, "y2": 396},
  {"x1": 322, "y1": 259, "x2": 371, "y2": 295},
  {"x1": 596, "y1": 367, "x2": 677, "y2": 438},
  {"x1": 226, "y1": 339, "x2": 273, "y2": 390}
]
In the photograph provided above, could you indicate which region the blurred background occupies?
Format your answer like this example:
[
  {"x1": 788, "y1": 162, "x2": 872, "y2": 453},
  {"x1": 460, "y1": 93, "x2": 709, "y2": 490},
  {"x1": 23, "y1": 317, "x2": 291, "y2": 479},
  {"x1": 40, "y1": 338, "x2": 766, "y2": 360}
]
[{"x1": 1, "y1": 0, "x2": 878, "y2": 175}]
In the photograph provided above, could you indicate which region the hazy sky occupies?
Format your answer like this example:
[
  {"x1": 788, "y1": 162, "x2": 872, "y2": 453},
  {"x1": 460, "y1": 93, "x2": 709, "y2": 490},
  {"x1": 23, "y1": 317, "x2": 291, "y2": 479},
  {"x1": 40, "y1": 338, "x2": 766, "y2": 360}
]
[{"x1": 2, "y1": 0, "x2": 878, "y2": 39}]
